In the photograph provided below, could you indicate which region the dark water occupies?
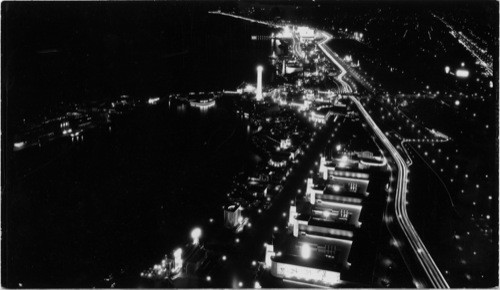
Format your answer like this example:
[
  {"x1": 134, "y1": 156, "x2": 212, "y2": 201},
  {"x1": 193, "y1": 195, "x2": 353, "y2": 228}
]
[
  {"x1": 5, "y1": 99, "x2": 257, "y2": 287},
  {"x1": 3, "y1": 2, "x2": 276, "y2": 129},
  {"x1": 3, "y1": 3, "x2": 276, "y2": 287}
]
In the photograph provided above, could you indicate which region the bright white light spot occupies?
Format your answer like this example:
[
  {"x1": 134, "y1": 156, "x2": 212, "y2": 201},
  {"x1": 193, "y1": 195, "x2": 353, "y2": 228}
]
[
  {"x1": 174, "y1": 248, "x2": 182, "y2": 260},
  {"x1": 456, "y1": 69, "x2": 469, "y2": 78},
  {"x1": 301, "y1": 243, "x2": 312, "y2": 259},
  {"x1": 191, "y1": 227, "x2": 202, "y2": 244}
]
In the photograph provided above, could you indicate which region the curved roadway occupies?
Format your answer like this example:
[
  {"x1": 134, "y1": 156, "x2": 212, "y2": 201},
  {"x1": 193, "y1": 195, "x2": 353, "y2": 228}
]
[
  {"x1": 349, "y1": 96, "x2": 449, "y2": 289},
  {"x1": 317, "y1": 32, "x2": 352, "y2": 94},
  {"x1": 316, "y1": 28, "x2": 449, "y2": 288}
]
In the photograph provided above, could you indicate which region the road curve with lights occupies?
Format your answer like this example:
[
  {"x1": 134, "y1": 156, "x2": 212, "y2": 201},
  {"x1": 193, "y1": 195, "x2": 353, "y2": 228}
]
[
  {"x1": 316, "y1": 32, "x2": 352, "y2": 94},
  {"x1": 316, "y1": 26, "x2": 448, "y2": 287},
  {"x1": 349, "y1": 96, "x2": 449, "y2": 289}
]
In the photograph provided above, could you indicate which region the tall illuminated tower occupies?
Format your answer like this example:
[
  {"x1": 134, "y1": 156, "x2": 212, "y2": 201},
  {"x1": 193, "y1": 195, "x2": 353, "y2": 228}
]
[{"x1": 256, "y1": 65, "x2": 263, "y2": 101}]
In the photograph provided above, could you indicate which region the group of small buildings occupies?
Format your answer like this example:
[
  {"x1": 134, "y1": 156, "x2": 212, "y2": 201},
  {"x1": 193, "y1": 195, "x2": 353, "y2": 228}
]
[
  {"x1": 139, "y1": 230, "x2": 216, "y2": 287},
  {"x1": 12, "y1": 95, "x2": 144, "y2": 152},
  {"x1": 269, "y1": 84, "x2": 350, "y2": 127},
  {"x1": 262, "y1": 151, "x2": 384, "y2": 287},
  {"x1": 172, "y1": 91, "x2": 219, "y2": 109},
  {"x1": 223, "y1": 98, "x2": 312, "y2": 233}
]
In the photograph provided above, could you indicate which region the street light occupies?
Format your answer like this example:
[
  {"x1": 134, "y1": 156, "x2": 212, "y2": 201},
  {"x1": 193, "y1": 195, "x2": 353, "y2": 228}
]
[{"x1": 191, "y1": 227, "x2": 202, "y2": 245}]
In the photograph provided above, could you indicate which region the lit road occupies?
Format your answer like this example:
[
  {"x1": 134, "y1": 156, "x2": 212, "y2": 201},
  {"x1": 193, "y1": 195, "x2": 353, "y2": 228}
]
[
  {"x1": 208, "y1": 10, "x2": 282, "y2": 29},
  {"x1": 349, "y1": 96, "x2": 449, "y2": 289},
  {"x1": 317, "y1": 31, "x2": 376, "y2": 93},
  {"x1": 317, "y1": 32, "x2": 352, "y2": 94},
  {"x1": 315, "y1": 29, "x2": 448, "y2": 287}
]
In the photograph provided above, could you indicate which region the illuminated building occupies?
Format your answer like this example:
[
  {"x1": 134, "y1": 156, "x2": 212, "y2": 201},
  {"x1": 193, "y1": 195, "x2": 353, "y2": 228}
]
[
  {"x1": 148, "y1": 97, "x2": 160, "y2": 105},
  {"x1": 295, "y1": 26, "x2": 316, "y2": 39},
  {"x1": 304, "y1": 179, "x2": 364, "y2": 227},
  {"x1": 270, "y1": 254, "x2": 342, "y2": 286},
  {"x1": 269, "y1": 156, "x2": 288, "y2": 168},
  {"x1": 13, "y1": 141, "x2": 26, "y2": 151},
  {"x1": 223, "y1": 203, "x2": 242, "y2": 229},
  {"x1": 141, "y1": 239, "x2": 211, "y2": 281},
  {"x1": 256, "y1": 66, "x2": 263, "y2": 101},
  {"x1": 174, "y1": 248, "x2": 183, "y2": 270},
  {"x1": 188, "y1": 93, "x2": 216, "y2": 109},
  {"x1": 284, "y1": 62, "x2": 303, "y2": 75},
  {"x1": 328, "y1": 174, "x2": 369, "y2": 196},
  {"x1": 310, "y1": 111, "x2": 332, "y2": 124},
  {"x1": 353, "y1": 32, "x2": 363, "y2": 41},
  {"x1": 309, "y1": 105, "x2": 346, "y2": 124},
  {"x1": 270, "y1": 210, "x2": 356, "y2": 286},
  {"x1": 289, "y1": 100, "x2": 310, "y2": 111},
  {"x1": 319, "y1": 152, "x2": 383, "y2": 176},
  {"x1": 277, "y1": 25, "x2": 293, "y2": 39},
  {"x1": 270, "y1": 155, "x2": 370, "y2": 286},
  {"x1": 280, "y1": 138, "x2": 292, "y2": 150},
  {"x1": 293, "y1": 219, "x2": 354, "y2": 266}
]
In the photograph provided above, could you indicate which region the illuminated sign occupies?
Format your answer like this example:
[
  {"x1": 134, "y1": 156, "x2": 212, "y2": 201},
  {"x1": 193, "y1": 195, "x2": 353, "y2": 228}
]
[{"x1": 272, "y1": 262, "x2": 341, "y2": 285}]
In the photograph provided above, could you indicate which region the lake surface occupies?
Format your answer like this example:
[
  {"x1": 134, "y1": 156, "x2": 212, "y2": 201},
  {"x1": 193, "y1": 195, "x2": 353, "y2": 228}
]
[{"x1": 3, "y1": 4, "x2": 276, "y2": 287}]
